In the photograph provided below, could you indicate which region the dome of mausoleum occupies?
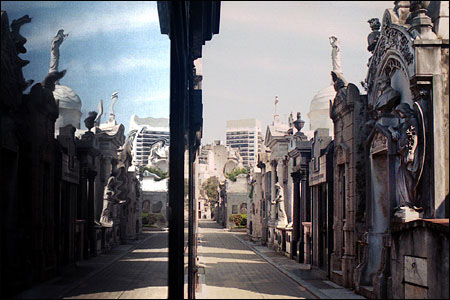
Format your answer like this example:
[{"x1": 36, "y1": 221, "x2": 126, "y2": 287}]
[
  {"x1": 53, "y1": 84, "x2": 82, "y2": 132},
  {"x1": 53, "y1": 84, "x2": 82, "y2": 110},
  {"x1": 309, "y1": 84, "x2": 335, "y2": 113},
  {"x1": 307, "y1": 84, "x2": 335, "y2": 136}
]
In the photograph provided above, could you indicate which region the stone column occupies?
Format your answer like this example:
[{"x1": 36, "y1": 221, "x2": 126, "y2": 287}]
[
  {"x1": 291, "y1": 172, "x2": 301, "y2": 260},
  {"x1": 269, "y1": 160, "x2": 277, "y2": 247},
  {"x1": 299, "y1": 169, "x2": 308, "y2": 263}
]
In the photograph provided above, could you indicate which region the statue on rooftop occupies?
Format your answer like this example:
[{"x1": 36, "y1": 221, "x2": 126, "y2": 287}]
[
  {"x1": 367, "y1": 18, "x2": 381, "y2": 53},
  {"x1": 49, "y1": 29, "x2": 68, "y2": 74},
  {"x1": 84, "y1": 111, "x2": 98, "y2": 132},
  {"x1": 329, "y1": 36, "x2": 342, "y2": 74},
  {"x1": 109, "y1": 91, "x2": 119, "y2": 121}
]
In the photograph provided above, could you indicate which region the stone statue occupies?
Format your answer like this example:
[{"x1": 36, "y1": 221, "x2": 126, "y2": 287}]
[
  {"x1": 49, "y1": 29, "x2": 68, "y2": 74},
  {"x1": 391, "y1": 103, "x2": 424, "y2": 209},
  {"x1": 148, "y1": 139, "x2": 169, "y2": 173},
  {"x1": 84, "y1": 111, "x2": 98, "y2": 132},
  {"x1": 100, "y1": 176, "x2": 117, "y2": 227},
  {"x1": 109, "y1": 91, "x2": 119, "y2": 121},
  {"x1": 373, "y1": 74, "x2": 401, "y2": 115},
  {"x1": 329, "y1": 36, "x2": 342, "y2": 74},
  {"x1": 274, "y1": 182, "x2": 288, "y2": 227},
  {"x1": 367, "y1": 18, "x2": 381, "y2": 53},
  {"x1": 331, "y1": 70, "x2": 348, "y2": 93}
]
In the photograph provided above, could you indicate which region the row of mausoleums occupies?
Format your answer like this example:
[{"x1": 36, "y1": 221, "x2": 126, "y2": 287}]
[{"x1": 247, "y1": 2, "x2": 449, "y2": 299}]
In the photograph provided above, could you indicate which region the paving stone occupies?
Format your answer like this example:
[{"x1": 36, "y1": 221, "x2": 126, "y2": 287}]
[{"x1": 197, "y1": 220, "x2": 317, "y2": 299}]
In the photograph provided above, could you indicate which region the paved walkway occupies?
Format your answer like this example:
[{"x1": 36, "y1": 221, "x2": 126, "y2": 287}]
[
  {"x1": 197, "y1": 220, "x2": 316, "y2": 299},
  {"x1": 232, "y1": 229, "x2": 365, "y2": 299},
  {"x1": 15, "y1": 229, "x2": 168, "y2": 299},
  {"x1": 15, "y1": 222, "x2": 365, "y2": 299}
]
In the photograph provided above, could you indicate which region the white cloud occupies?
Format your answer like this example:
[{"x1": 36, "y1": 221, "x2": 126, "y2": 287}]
[
  {"x1": 89, "y1": 55, "x2": 168, "y2": 74},
  {"x1": 24, "y1": 3, "x2": 159, "y2": 50}
]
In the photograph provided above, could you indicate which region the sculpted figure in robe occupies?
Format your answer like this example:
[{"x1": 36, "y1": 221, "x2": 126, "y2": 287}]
[
  {"x1": 49, "y1": 29, "x2": 68, "y2": 74},
  {"x1": 392, "y1": 103, "x2": 423, "y2": 209},
  {"x1": 329, "y1": 36, "x2": 342, "y2": 74},
  {"x1": 274, "y1": 183, "x2": 288, "y2": 227},
  {"x1": 100, "y1": 176, "x2": 117, "y2": 227}
]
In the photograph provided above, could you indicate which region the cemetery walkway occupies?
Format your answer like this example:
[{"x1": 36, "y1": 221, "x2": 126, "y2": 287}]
[
  {"x1": 197, "y1": 220, "x2": 316, "y2": 299},
  {"x1": 61, "y1": 230, "x2": 169, "y2": 299},
  {"x1": 17, "y1": 222, "x2": 364, "y2": 299}
]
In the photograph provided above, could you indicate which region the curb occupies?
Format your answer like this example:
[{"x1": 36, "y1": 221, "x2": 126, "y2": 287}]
[{"x1": 232, "y1": 233, "x2": 330, "y2": 299}]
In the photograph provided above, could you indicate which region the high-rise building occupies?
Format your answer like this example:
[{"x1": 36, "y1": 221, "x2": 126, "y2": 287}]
[
  {"x1": 226, "y1": 119, "x2": 263, "y2": 168},
  {"x1": 128, "y1": 114, "x2": 170, "y2": 166}
]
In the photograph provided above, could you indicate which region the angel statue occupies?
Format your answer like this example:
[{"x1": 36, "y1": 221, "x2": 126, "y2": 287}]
[
  {"x1": 109, "y1": 91, "x2": 119, "y2": 121},
  {"x1": 392, "y1": 102, "x2": 424, "y2": 210},
  {"x1": 49, "y1": 29, "x2": 68, "y2": 74}
]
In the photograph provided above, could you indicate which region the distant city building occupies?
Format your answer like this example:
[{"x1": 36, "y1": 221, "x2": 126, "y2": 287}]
[
  {"x1": 226, "y1": 118, "x2": 263, "y2": 168},
  {"x1": 128, "y1": 114, "x2": 170, "y2": 166}
]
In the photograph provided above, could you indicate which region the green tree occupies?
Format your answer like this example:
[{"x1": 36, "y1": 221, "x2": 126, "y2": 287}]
[
  {"x1": 201, "y1": 176, "x2": 219, "y2": 205},
  {"x1": 225, "y1": 167, "x2": 248, "y2": 182}
]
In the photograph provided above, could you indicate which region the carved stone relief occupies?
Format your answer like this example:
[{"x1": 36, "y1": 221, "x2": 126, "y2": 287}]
[{"x1": 370, "y1": 131, "x2": 388, "y2": 154}]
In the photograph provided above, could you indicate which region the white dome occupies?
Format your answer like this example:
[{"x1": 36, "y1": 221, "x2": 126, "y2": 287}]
[
  {"x1": 309, "y1": 84, "x2": 335, "y2": 113},
  {"x1": 307, "y1": 84, "x2": 335, "y2": 137},
  {"x1": 53, "y1": 84, "x2": 82, "y2": 132},
  {"x1": 53, "y1": 84, "x2": 82, "y2": 110}
]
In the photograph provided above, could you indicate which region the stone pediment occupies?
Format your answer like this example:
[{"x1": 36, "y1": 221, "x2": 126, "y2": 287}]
[{"x1": 265, "y1": 124, "x2": 290, "y2": 148}]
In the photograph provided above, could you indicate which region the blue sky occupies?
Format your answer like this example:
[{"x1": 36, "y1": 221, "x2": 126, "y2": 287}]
[
  {"x1": 1, "y1": 1, "x2": 170, "y2": 133},
  {"x1": 2, "y1": 1, "x2": 389, "y2": 141}
]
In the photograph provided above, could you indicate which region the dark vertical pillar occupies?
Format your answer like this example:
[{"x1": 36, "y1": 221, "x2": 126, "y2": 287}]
[
  {"x1": 291, "y1": 172, "x2": 301, "y2": 260},
  {"x1": 88, "y1": 170, "x2": 96, "y2": 256},
  {"x1": 298, "y1": 170, "x2": 309, "y2": 263},
  {"x1": 79, "y1": 168, "x2": 88, "y2": 260},
  {"x1": 168, "y1": 2, "x2": 187, "y2": 297},
  {"x1": 188, "y1": 146, "x2": 195, "y2": 299},
  {"x1": 188, "y1": 59, "x2": 195, "y2": 300}
]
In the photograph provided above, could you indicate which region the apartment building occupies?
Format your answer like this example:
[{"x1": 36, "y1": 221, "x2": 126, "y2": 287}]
[{"x1": 226, "y1": 119, "x2": 263, "y2": 169}]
